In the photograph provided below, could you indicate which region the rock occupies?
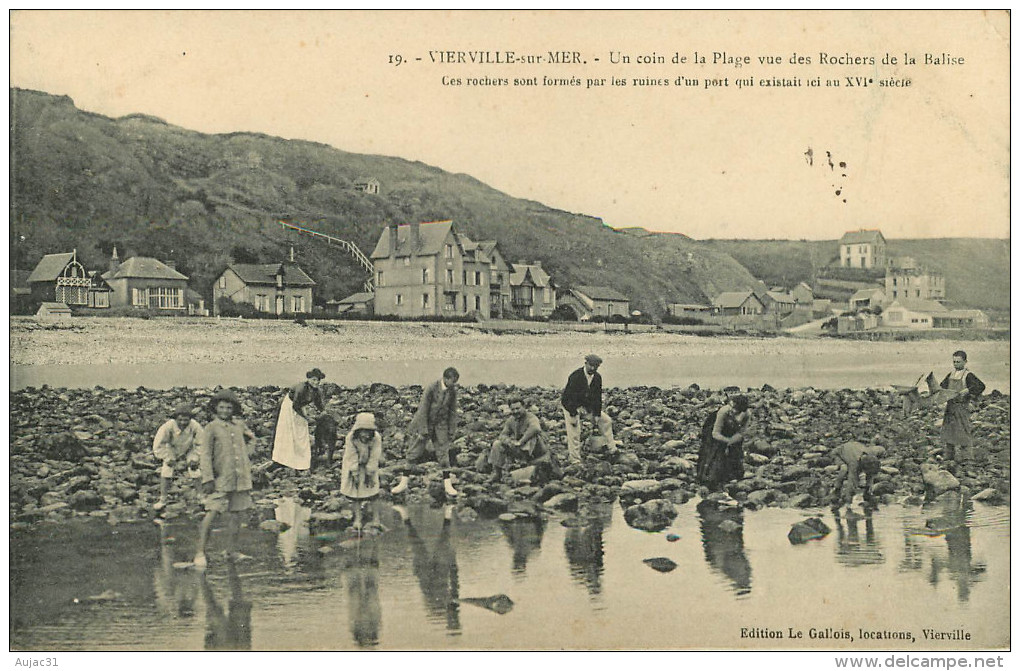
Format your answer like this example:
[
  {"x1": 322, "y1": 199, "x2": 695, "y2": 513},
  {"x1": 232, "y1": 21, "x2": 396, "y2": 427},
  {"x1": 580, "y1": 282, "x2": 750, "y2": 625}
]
[
  {"x1": 718, "y1": 519, "x2": 742, "y2": 533},
  {"x1": 746, "y1": 453, "x2": 771, "y2": 466},
  {"x1": 643, "y1": 557, "x2": 678, "y2": 573},
  {"x1": 534, "y1": 482, "x2": 567, "y2": 503},
  {"x1": 37, "y1": 432, "x2": 86, "y2": 461},
  {"x1": 661, "y1": 440, "x2": 686, "y2": 453},
  {"x1": 310, "y1": 511, "x2": 352, "y2": 529},
  {"x1": 37, "y1": 502, "x2": 69, "y2": 514},
  {"x1": 623, "y1": 499, "x2": 677, "y2": 532},
  {"x1": 746, "y1": 490, "x2": 774, "y2": 507},
  {"x1": 498, "y1": 513, "x2": 517, "y2": 522},
  {"x1": 459, "y1": 594, "x2": 514, "y2": 614},
  {"x1": 68, "y1": 490, "x2": 104, "y2": 511},
  {"x1": 369, "y1": 382, "x2": 398, "y2": 395},
  {"x1": 920, "y1": 463, "x2": 960, "y2": 499},
  {"x1": 788, "y1": 517, "x2": 831, "y2": 544},
  {"x1": 544, "y1": 493, "x2": 579, "y2": 512},
  {"x1": 972, "y1": 488, "x2": 1002, "y2": 503},
  {"x1": 750, "y1": 439, "x2": 778, "y2": 457},
  {"x1": 787, "y1": 493, "x2": 814, "y2": 508},
  {"x1": 666, "y1": 533, "x2": 680, "y2": 542},
  {"x1": 259, "y1": 519, "x2": 291, "y2": 533},
  {"x1": 509, "y1": 465, "x2": 537, "y2": 486},
  {"x1": 620, "y1": 479, "x2": 663, "y2": 499}
]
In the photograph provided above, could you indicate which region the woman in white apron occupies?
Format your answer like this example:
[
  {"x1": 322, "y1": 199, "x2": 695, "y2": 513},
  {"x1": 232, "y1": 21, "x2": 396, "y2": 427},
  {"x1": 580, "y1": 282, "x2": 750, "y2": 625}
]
[{"x1": 272, "y1": 368, "x2": 326, "y2": 470}]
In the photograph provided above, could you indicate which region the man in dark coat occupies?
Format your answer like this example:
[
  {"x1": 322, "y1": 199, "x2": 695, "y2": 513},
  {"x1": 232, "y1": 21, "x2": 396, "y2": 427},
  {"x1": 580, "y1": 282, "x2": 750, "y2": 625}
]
[
  {"x1": 391, "y1": 367, "x2": 460, "y2": 497},
  {"x1": 561, "y1": 354, "x2": 616, "y2": 464}
]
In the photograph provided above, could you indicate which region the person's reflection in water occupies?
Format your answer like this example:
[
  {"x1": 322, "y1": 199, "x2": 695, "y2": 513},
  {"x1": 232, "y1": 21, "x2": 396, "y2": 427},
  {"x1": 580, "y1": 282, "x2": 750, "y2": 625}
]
[
  {"x1": 275, "y1": 497, "x2": 311, "y2": 570},
  {"x1": 501, "y1": 517, "x2": 546, "y2": 575},
  {"x1": 832, "y1": 508, "x2": 884, "y2": 567},
  {"x1": 899, "y1": 525, "x2": 925, "y2": 573},
  {"x1": 202, "y1": 558, "x2": 252, "y2": 650},
  {"x1": 345, "y1": 536, "x2": 382, "y2": 648},
  {"x1": 563, "y1": 505, "x2": 612, "y2": 597},
  {"x1": 394, "y1": 504, "x2": 460, "y2": 634},
  {"x1": 696, "y1": 500, "x2": 752, "y2": 596},
  {"x1": 154, "y1": 522, "x2": 198, "y2": 620},
  {"x1": 923, "y1": 494, "x2": 986, "y2": 603}
]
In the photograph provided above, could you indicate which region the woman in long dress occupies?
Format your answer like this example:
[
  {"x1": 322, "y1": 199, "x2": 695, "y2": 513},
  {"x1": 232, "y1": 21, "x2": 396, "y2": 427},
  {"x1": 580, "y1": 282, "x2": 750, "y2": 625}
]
[
  {"x1": 939, "y1": 350, "x2": 985, "y2": 472},
  {"x1": 272, "y1": 368, "x2": 326, "y2": 471},
  {"x1": 697, "y1": 394, "x2": 750, "y2": 498}
]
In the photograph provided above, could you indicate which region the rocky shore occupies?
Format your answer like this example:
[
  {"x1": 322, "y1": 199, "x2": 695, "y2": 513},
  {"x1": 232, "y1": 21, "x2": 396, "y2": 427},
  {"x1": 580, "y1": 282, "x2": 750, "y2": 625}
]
[{"x1": 9, "y1": 383, "x2": 1010, "y2": 532}]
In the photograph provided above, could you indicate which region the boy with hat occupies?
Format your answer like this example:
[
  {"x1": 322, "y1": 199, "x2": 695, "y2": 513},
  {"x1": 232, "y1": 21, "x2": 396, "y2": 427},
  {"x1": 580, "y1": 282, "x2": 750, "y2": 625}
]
[
  {"x1": 194, "y1": 389, "x2": 256, "y2": 569},
  {"x1": 560, "y1": 354, "x2": 616, "y2": 464},
  {"x1": 152, "y1": 403, "x2": 205, "y2": 511}
]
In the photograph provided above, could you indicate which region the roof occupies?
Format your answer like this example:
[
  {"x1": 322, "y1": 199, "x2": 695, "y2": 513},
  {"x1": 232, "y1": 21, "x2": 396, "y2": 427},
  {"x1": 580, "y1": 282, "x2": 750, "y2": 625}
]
[
  {"x1": 36, "y1": 302, "x2": 72, "y2": 316},
  {"x1": 185, "y1": 288, "x2": 204, "y2": 302},
  {"x1": 334, "y1": 292, "x2": 374, "y2": 305},
  {"x1": 102, "y1": 257, "x2": 189, "y2": 281},
  {"x1": 87, "y1": 271, "x2": 113, "y2": 291},
  {"x1": 839, "y1": 229, "x2": 886, "y2": 245},
  {"x1": 370, "y1": 221, "x2": 456, "y2": 259},
  {"x1": 851, "y1": 288, "x2": 885, "y2": 300},
  {"x1": 766, "y1": 291, "x2": 795, "y2": 303},
  {"x1": 224, "y1": 263, "x2": 315, "y2": 287},
  {"x1": 27, "y1": 253, "x2": 75, "y2": 283},
  {"x1": 574, "y1": 285, "x2": 629, "y2": 302},
  {"x1": 670, "y1": 303, "x2": 713, "y2": 309},
  {"x1": 714, "y1": 290, "x2": 761, "y2": 309},
  {"x1": 886, "y1": 299, "x2": 949, "y2": 313},
  {"x1": 510, "y1": 263, "x2": 553, "y2": 289},
  {"x1": 940, "y1": 309, "x2": 987, "y2": 319}
]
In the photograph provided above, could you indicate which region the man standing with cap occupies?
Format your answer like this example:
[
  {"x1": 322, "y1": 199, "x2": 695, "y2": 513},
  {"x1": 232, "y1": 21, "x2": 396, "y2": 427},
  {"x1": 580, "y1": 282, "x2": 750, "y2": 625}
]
[{"x1": 561, "y1": 354, "x2": 616, "y2": 464}]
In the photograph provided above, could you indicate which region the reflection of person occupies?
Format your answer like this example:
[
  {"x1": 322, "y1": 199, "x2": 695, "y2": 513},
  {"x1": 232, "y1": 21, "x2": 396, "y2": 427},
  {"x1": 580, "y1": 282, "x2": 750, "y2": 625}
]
[
  {"x1": 152, "y1": 403, "x2": 204, "y2": 511},
  {"x1": 194, "y1": 389, "x2": 255, "y2": 569},
  {"x1": 272, "y1": 368, "x2": 326, "y2": 471},
  {"x1": 202, "y1": 559, "x2": 252, "y2": 651},
  {"x1": 394, "y1": 505, "x2": 460, "y2": 633},
  {"x1": 564, "y1": 512, "x2": 608, "y2": 596},
  {"x1": 345, "y1": 537, "x2": 381, "y2": 648},
  {"x1": 391, "y1": 368, "x2": 461, "y2": 497},
  {"x1": 500, "y1": 517, "x2": 546, "y2": 574},
  {"x1": 154, "y1": 523, "x2": 197, "y2": 619},
  {"x1": 477, "y1": 402, "x2": 556, "y2": 483},
  {"x1": 832, "y1": 509, "x2": 884, "y2": 567},
  {"x1": 938, "y1": 351, "x2": 985, "y2": 473},
  {"x1": 696, "y1": 500, "x2": 752, "y2": 595},
  {"x1": 275, "y1": 497, "x2": 311, "y2": 567},
  {"x1": 925, "y1": 494, "x2": 986, "y2": 603},
  {"x1": 561, "y1": 354, "x2": 616, "y2": 464},
  {"x1": 829, "y1": 442, "x2": 885, "y2": 509},
  {"x1": 340, "y1": 413, "x2": 383, "y2": 532},
  {"x1": 697, "y1": 395, "x2": 750, "y2": 499}
]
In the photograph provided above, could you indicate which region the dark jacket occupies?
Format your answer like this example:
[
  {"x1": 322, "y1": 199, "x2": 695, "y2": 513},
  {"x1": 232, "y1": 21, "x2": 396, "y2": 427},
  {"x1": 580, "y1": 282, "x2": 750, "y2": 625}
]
[
  {"x1": 288, "y1": 381, "x2": 325, "y2": 417},
  {"x1": 407, "y1": 379, "x2": 458, "y2": 437},
  {"x1": 561, "y1": 367, "x2": 602, "y2": 417}
]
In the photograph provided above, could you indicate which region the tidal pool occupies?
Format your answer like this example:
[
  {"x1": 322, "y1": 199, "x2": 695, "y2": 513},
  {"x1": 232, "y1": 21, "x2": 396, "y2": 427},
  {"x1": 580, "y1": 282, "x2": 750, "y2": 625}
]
[{"x1": 9, "y1": 497, "x2": 1008, "y2": 650}]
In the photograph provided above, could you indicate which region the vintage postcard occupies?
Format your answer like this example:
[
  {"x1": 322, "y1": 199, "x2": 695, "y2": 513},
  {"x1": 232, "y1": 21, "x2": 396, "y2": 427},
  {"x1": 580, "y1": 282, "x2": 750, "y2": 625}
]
[{"x1": 8, "y1": 10, "x2": 1011, "y2": 658}]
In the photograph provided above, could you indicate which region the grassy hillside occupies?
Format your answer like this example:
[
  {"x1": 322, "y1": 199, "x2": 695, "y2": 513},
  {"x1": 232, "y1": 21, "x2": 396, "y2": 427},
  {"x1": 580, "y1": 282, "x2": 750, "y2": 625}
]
[
  {"x1": 707, "y1": 238, "x2": 1010, "y2": 312},
  {"x1": 10, "y1": 88, "x2": 757, "y2": 314}
]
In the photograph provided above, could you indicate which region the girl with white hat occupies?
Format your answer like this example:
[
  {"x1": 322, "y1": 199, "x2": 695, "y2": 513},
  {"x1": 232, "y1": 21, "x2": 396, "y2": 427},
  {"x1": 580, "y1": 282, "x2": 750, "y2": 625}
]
[{"x1": 341, "y1": 412, "x2": 383, "y2": 532}]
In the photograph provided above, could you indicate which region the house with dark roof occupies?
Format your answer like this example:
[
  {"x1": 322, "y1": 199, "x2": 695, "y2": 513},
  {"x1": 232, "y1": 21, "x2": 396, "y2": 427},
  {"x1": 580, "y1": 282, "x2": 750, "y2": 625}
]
[
  {"x1": 559, "y1": 285, "x2": 629, "y2": 321},
  {"x1": 509, "y1": 261, "x2": 556, "y2": 318},
  {"x1": 850, "y1": 287, "x2": 886, "y2": 311},
  {"x1": 370, "y1": 220, "x2": 491, "y2": 318},
  {"x1": 839, "y1": 229, "x2": 887, "y2": 269},
  {"x1": 101, "y1": 249, "x2": 190, "y2": 311},
  {"x1": 27, "y1": 250, "x2": 91, "y2": 306},
  {"x1": 212, "y1": 260, "x2": 315, "y2": 316},
  {"x1": 327, "y1": 291, "x2": 374, "y2": 315},
  {"x1": 477, "y1": 240, "x2": 512, "y2": 318},
  {"x1": 713, "y1": 290, "x2": 765, "y2": 316}
]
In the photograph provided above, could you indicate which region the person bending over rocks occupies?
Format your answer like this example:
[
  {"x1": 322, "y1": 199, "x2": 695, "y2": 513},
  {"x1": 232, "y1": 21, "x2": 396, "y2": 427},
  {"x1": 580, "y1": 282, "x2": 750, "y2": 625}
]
[
  {"x1": 152, "y1": 403, "x2": 205, "y2": 512},
  {"x1": 476, "y1": 402, "x2": 558, "y2": 484},
  {"x1": 829, "y1": 442, "x2": 885, "y2": 509},
  {"x1": 697, "y1": 394, "x2": 750, "y2": 505},
  {"x1": 272, "y1": 368, "x2": 326, "y2": 472},
  {"x1": 391, "y1": 367, "x2": 460, "y2": 498},
  {"x1": 938, "y1": 350, "x2": 986, "y2": 474},
  {"x1": 561, "y1": 354, "x2": 617, "y2": 464},
  {"x1": 194, "y1": 389, "x2": 256, "y2": 569}
]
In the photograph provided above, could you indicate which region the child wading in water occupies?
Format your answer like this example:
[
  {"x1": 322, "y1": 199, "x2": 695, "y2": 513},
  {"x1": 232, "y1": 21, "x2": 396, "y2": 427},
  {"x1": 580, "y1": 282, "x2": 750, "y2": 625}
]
[
  {"x1": 152, "y1": 403, "x2": 205, "y2": 511},
  {"x1": 341, "y1": 412, "x2": 383, "y2": 533},
  {"x1": 194, "y1": 389, "x2": 256, "y2": 569}
]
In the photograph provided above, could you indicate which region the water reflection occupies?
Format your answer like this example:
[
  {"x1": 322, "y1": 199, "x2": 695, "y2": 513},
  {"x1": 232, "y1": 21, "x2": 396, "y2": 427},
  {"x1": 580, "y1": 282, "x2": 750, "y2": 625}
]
[
  {"x1": 833, "y1": 509, "x2": 884, "y2": 567},
  {"x1": 202, "y1": 560, "x2": 252, "y2": 650},
  {"x1": 919, "y1": 495, "x2": 987, "y2": 603},
  {"x1": 501, "y1": 518, "x2": 546, "y2": 575},
  {"x1": 405, "y1": 507, "x2": 461, "y2": 634},
  {"x1": 154, "y1": 524, "x2": 198, "y2": 619},
  {"x1": 564, "y1": 506, "x2": 612, "y2": 597},
  {"x1": 344, "y1": 536, "x2": 382, "y2": 648},
  {"x1": 696, "y1": 500, "x2": 752, "y2": 596},
  {"x1": 276, "y1": 497, "x2": 312, "y2": 569}
]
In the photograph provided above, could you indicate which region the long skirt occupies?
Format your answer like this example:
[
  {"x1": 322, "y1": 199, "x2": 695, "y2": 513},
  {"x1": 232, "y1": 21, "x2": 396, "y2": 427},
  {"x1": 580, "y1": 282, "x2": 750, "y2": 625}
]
[
  {"x1": 272, "y1": 395, "x2": 311, "y2": 470},
  {"x1": 697, "y1": 438, "x2": 743, "y2": 491}
]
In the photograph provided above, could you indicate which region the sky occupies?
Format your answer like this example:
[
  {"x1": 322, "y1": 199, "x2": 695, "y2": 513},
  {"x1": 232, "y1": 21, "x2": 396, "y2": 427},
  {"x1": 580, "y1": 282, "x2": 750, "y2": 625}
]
[{"x1": 8, "y1": 10, "x2": 1011, "y2": 240}]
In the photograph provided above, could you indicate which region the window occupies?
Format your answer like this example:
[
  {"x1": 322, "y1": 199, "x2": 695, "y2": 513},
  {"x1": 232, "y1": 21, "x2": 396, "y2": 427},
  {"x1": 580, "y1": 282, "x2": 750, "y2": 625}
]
[
  {"x1": 422, "y1": 293, "x2": 430, "y2": 309},
  {"x1": 474, "y1": 296, "x2": 480, "y2": 311},
  {"x1": 423, "y1": 268, "x2": 430, "y2": 284},
  {"x1": 446, "y1": 269, "x2": 454, "y2": 284},
  {"x1": 218, "y1": 276, "x2": 226, "y2": 289},
  {"x1": 132, "y1": 288, "x2": 146, "y2": 307},
  {"x1": 916, "y1": 290, "x2": 920, "y2": 298},
  {"x1": 404, "y1": 257, "x2": 411, "y2": 266},
  {"x1": 474, "y1": 271, "x2": 482, "y2": 286},
  {"x1": 462, "y1": 270, "x2": 468, "y2": 285},
  {"x1": 462, "y1": 295, "x2": 467, "y2": 311},
  {"x1": 445, "y1": 244, "x2": 454, "y2": 259},
  {"x1": 377, "y1": 271, "x2": 384, "y2": 287},
  {"x1": 147, "y1": 286, "x2": 183, "y2": 309},
  {"x1": 256, "y1": 294, "x2": 267, "y2": 312},
  {"x1": 276, "y1": 273, "x2": 283, "y2": 288},
  {"x1": 444, "y1": 293, "x2": 456, "y2": 310},
  {"x1": 293, "y1": 295, "x2": 306, "y2": 313},
  {"x1": 395, "y1": 294, "x2": 403, "y2": 306}
]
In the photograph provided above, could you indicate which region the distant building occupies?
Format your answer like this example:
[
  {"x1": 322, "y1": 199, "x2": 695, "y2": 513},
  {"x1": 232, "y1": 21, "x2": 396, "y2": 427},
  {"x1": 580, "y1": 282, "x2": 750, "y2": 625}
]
[
  {"x1": 850, "y1": 287, "x2": 886, "y2": 311},
  {"x1": 86, "y1": 271, "x2": 113, "y2": 309},
  {"x1": 559, "y1": 285, "x2": 630, "y2": 321},
  {"x1": 36, "y1": 302, "x2": 73, "y2": 318},
  {"x1": 837, "y1": 312, "x2": 880, "y2": 334},
  {"x1": 811, "y1": 298, "x2": 833, "y2": 318},
  {"x1": 790, "y1": 282, "x2": 814, "y2": 305},
  {"x1": 932, "y1": 309, "x2": 990, "y2": 329},
  {"x1": 185, "y1": 288, "x2": 208, "y2": 316},
  {"x1": 370, "y1": 220, "x2": 490, "y2": 318},
  {"x1": 327, "y1": 291, "x2": 374, "y2": 315},
  {"x1": 102, "y1": 252, "x2": 191, "y2": 311},
  {"x1": 212, "y1": 261, "x2": 316, "y2": 316},
  {"x1": 714, "y1": 291, "x2": 765, "y2": 316},
  {"x1": 354, "y1": 177, "x2": 380, "y2": 194},
  {"x1": 667, "y1": 303, "x2": 715, "y2": 319},
  {"x1": 885, "y1": 267, "x2": 945, "y2": 302},
  {"x1": 839, "y1": 229, "x2": 887, "y2": 269},
  {"x1": 881, "y1": 299, "x2": 947, "y2": 329},
  {"x1": 477, "y1": 240, "x2": 512, "y2": 318},
  {"x1": 509, "y1": 261, "x2": 557, "y2": 318},
  {"x1": 27, "y1": 250, "x2": 91, "y2": 306}
]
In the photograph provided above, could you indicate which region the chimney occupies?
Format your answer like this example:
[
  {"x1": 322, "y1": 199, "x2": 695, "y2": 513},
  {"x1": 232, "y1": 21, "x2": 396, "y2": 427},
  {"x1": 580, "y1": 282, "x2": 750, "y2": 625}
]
[
  {"x1": 109, "y1": 246, "x2": 120, "y2": 274},
  {"x1": 388, "y1": 223, "x2": 399, "y2": 258},
  {"x1": 289, "y1": 246, "x2": 295, "y2": 263},
  {"x1": 517, "y1": 260, "x2": 528, "y2": 266},
  {"x1": 410, "y1": 222, "x2": 421, "y2": 254},
  {"x1": 533, "y1": 260, "x2": 542, "y2": 268},
  {"x1": 165, "y1": 260, "x2": 176, "y2": 271}
]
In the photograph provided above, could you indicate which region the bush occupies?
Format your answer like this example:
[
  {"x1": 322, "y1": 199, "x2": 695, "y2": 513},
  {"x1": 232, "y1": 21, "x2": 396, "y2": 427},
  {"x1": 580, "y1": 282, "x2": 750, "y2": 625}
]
[
  {"x1": 216, "y1": 297, "x2": 261, "y2": 319},
  {"x1": 661, "y1": 314, "x2": 705, "y2": 326},
  {"x1": 549, "y1": 305, "x2": 578, "y2": 321}
]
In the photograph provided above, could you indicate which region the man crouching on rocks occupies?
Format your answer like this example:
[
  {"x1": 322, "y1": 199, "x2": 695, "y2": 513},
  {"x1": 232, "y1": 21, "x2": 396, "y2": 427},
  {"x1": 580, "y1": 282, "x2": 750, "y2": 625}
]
[
  {"x1": 561, "y1": 354, "x2": 617, "y2": 465},
  {"x1": 194, "y1": 389, "x2": 256, "y2": 569},
  {"x1": 391, "y1": 367, "x2": 460, "y2": 498},
  {"x1": 829, "y1": 442, "x2": 885, "y2": 511},
  {"x1": 477, "y1": 402, "x2": 558, "y2": 484}
]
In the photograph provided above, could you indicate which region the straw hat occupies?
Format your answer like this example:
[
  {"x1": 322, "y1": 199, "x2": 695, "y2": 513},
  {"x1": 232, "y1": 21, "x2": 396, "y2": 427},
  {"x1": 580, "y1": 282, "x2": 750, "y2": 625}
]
[{"x1": 351, "y1": 412, "x2": 378, "y2": 432}]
